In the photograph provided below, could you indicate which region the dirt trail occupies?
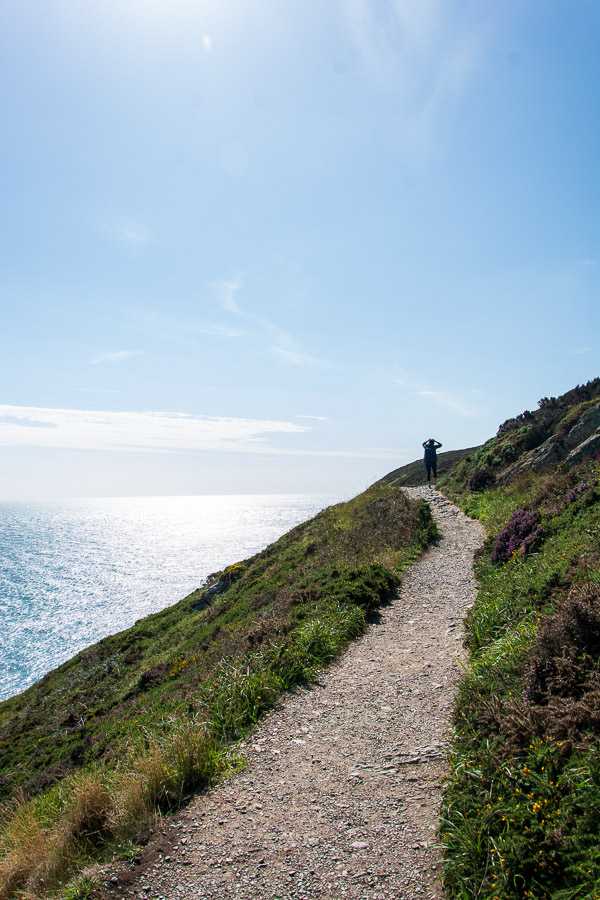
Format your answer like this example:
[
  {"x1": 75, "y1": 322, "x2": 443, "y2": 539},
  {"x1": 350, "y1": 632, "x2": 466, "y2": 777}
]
[{"x1": 105, "y1": 488, "x2": 484, "y2": 900}]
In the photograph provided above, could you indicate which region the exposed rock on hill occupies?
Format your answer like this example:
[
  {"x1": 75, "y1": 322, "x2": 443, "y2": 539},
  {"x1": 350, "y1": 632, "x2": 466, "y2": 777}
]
[
  {"x1": 441, "y1": 380, "x2": 600, "y2": 499},
  {"x1": 498, "y1": 401, "x2": 600, "y2": 483}
]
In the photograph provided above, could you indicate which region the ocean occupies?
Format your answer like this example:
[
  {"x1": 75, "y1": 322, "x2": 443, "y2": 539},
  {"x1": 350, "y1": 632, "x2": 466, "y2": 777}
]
[{"x1": 0, "y1": 493, "x2": 336, "y2": 702}]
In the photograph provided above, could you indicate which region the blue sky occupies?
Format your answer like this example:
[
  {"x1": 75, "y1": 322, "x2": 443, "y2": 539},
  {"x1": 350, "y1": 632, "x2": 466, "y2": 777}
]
[{"x1": 1, "y1": 0, "x2": 598, "y2": 499}]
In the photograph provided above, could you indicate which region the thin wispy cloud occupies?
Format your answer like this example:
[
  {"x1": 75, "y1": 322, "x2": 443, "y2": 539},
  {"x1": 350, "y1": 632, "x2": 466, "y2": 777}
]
[
  {"x1": 90, "y1": 350, "x2": 144, "y2": 365},
  {"x1": 214, "y1": 276, "x2": 326, "y2": 366},
  {"x1": 411, "y1": 29, "x2": 484, "y2": 153},
  {"x1": 200, "y1": 325, "x2": 244, "y2": 339},
  {"x1": 271, "y1": 347, "x2": 325, "y2": 368},
  {"x1": 341, "y1": 0, "x2": 486, "y2": 153},
  {"x1": 297, "y1": 415, "x2": 328, "y2": 421},
  {"x1": 391, "y1": 369, "x2": 480, "y2": 418},
  {"x1": 417, "y1": 390, "x2": 477, "y2": 418},
  {"x1": 112, "y1": 221, "x2": 153, "y2": 246},
  {"x1": 0, "y1": 406, "x2": 399, "y2": 460},
  {"x1": 215, "y1": 276, "x2": 289, "y2": 343},
  {"x1": 217, "y1": 276, "x2": 245, "y2": 314},
  {"x1": 120, "y1": 308, "x2": 243, "y2": 344},
  {"x1": 0, "y1": 405, "x2": 308, "y2": 455},
  {"x1": 343, "y1": 0, "x2": 437, "y2": 81}
]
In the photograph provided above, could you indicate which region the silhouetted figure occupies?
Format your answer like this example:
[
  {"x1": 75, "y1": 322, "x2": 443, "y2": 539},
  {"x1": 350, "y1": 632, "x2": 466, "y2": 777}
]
[{"x1": 423, "y1": 438, "x2": 442, "y2": 487}]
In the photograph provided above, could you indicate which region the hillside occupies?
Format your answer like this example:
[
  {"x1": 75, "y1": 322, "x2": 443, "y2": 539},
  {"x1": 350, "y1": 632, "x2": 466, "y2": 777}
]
[
  {"x1": 443, "y1": 378, "x2": 600, "y2": 497},
  {"x1": 0, "y1": 482, "x2": 437, "y2": 899},
  {"x1": 380, "y1": 446, "x2": 479, "y2": 487},
  {"x1": 437, "y1": 378, "x2": 600, "y2": 900}
]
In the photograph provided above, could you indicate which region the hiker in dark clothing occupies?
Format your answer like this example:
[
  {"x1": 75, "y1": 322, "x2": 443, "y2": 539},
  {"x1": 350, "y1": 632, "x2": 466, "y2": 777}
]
[{"x1": 423, "y1": 438, "x2": 442, "y2": 487}]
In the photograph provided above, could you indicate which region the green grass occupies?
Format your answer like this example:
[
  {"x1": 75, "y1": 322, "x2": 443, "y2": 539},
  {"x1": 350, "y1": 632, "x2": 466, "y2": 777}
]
[
  {"x1": 439, "y1": 456, "x2": 600, "y2": 900},
  {"x1": 0, "y1": 480, "x2": 437, "y2": 899},
  {"x1": 380, "y1": 446, "x2": 479, "y2": 487}
]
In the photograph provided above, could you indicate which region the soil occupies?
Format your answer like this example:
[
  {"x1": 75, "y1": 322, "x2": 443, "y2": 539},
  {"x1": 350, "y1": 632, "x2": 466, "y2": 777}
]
[{"x1": 96, "y1": 488, "x2": 484, "y2": 900}]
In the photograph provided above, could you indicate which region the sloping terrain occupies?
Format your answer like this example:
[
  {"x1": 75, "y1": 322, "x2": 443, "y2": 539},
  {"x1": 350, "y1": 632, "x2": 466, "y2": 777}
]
[
  {"x1": 438, "y1": 378, "x2": 600, "y2": 899},
  {"x1": 381, "y1": 447, "x2": 478, "y2": 488},
  {"x1": 92, "y1": 488, "x2": 483, "y2": 900},
  {"x1": 443, "y1": 378, "x2": 600, "y2": 498},
  {"x1": 0, "y1": 483, "x2": 436, "y2": 899}
]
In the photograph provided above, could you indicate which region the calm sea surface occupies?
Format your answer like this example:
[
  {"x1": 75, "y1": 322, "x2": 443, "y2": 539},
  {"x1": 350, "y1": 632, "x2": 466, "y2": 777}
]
[{"x1": 0, "y1": 493, "x2": 336, "y2": 702}]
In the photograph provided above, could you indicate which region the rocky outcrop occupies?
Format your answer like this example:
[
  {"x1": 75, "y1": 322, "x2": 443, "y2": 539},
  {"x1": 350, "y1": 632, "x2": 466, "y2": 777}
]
[
  {"x1": 498, "y1": 402, "x2": 600, "y2": 484},
  {"x1": 191, "y1": 563, "x2": 247, "y2": 610}
]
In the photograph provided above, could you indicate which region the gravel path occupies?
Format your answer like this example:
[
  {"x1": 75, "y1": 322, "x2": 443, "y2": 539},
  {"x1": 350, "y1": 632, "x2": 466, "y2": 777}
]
[{"x1": 104, "y1": 488, "x2": 484, "y2": 900}]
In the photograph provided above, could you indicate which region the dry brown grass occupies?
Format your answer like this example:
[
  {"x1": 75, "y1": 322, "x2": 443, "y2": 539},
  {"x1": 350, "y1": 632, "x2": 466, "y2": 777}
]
[
  {"x1": 136, "y1": 721, "x2": 220, "y2": 811},
  {"x1": 0, "y1": 724, "x2": 221, "y2": 900},
  {"x1": 110, "y1": 773, "x2": 154, "y2": 839},
  {"x1": 0, "y1": 801, "x2": 48, "y2": 900},
  {"x1": 0, "y1": 775, "x2": 113, "y2": 900},
  {"x1": 63, "y1": 775, "x2": 112, "y2": 843}
]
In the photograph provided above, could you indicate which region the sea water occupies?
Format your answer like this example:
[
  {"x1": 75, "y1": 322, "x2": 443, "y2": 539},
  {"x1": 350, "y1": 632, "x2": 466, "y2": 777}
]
[{"x1": 0, "y1": 493, "x2": 336, "y2": 702}]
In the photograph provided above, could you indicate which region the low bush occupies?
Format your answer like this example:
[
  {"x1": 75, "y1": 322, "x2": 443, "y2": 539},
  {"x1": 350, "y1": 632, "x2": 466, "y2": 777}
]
[
  {"x1": 138, "y1": 664, "x2": 167, "y2": 691},
  {"x1": 524, "y1": 596, "x2": 600, "y2": 704},
  {"x1": 468, "y1": 466, "x2": 496, "y2": 492},
  {"x1": 311, "y1": 563, "x2": 399, "y2": 614},
  {"x1": 490, "y1": 508, "x2": 545, "y2": 563}
]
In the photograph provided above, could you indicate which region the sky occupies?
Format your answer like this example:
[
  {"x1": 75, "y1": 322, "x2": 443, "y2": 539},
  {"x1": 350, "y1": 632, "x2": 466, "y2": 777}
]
[{"x1": 1, "y1": 0, "x2": 598, "y2": 499}]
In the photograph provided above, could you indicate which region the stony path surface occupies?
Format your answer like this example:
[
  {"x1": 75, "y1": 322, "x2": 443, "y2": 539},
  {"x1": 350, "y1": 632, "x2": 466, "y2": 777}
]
[{"x1": 105, "y1": 488, "x2": 484, "y2": 900}]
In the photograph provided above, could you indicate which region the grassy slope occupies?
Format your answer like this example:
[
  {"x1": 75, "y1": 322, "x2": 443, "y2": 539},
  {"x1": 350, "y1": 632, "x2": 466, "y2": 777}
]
[
  {"x1": 0, "y1": 481, "x2": 437, "y2": 899},
  {"x1": 380, "y1": 446, "x2": 479, "y2": 488},
  {"x1": 438, "y1": 380, "x2": 600, "y2": 900}
]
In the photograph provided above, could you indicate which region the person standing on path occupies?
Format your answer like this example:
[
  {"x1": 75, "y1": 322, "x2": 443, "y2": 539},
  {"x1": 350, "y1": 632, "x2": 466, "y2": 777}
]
[{"x1": 423, "y1": 438, "x2": 442, "y2": 487}]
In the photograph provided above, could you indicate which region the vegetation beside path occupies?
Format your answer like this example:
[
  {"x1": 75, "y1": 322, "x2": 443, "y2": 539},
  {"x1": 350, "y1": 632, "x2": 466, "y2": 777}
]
[
  {"x1": 0, "y1": 482, "x2": 436, "y2": 900},
  {"x1": 381, "y1": 446, "x2": 478, "y2": 488},
  {"x1": 438, "y1": 379, "x2": 600, "y2": 900}
]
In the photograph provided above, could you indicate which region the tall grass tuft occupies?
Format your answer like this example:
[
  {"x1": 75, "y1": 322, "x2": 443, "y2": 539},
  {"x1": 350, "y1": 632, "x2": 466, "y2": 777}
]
[
  {"x1": 137, "y1": 722, "x2": 223, "y2": 811},
  {"x1": 0, "y1": 801, "x2": 48, "y2": 900}
]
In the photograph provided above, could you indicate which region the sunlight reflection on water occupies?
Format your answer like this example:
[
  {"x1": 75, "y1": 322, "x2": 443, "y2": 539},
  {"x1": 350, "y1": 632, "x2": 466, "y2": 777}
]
[{"x1": 0, "y1": 493, "x2": 336, "y2": 701}]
